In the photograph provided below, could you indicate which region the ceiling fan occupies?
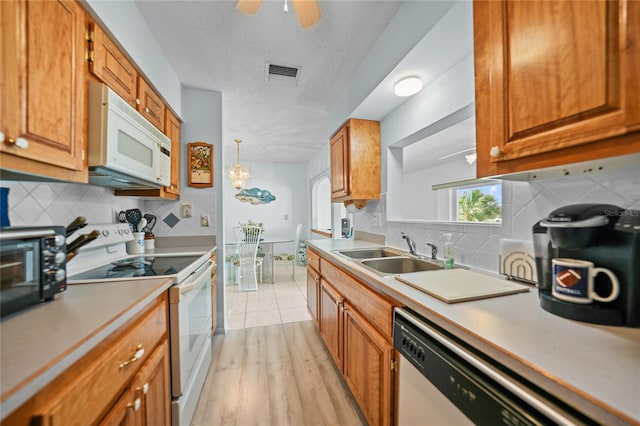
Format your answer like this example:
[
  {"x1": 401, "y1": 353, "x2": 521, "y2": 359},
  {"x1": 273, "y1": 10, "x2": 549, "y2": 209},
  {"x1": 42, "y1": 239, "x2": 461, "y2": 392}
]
[{"x1": 236, "y1": 0, "x2": 321, "y2": 28}]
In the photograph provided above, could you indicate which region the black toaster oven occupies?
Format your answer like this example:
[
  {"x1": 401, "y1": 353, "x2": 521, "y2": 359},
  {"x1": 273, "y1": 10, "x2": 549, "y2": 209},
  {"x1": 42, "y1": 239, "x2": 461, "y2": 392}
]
[{"x1": 0, "y1": 226, "x2": 67, "y2": 318}]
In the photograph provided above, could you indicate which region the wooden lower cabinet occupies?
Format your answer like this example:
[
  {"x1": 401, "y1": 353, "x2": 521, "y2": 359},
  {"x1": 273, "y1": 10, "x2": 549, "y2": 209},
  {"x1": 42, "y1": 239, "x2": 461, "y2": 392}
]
[
  {"x1": 100, "y1": 338, "x2": 170, "y2": 426},
  {"x1": 319, "y1": 280, "x2": 343, "y2": 370},
  {"x1": 316, "y1": 256, "x2": 396, "y2": 426},
  {"x1": 3, "y1": 296, "x2": 170, "y2": 425},
  {"x1": 99, "y1": 387, "x2": 140, "y2": 426},
  {"x1": 343, "y1": 302, "x2": 393, "y2": 426},
  {"x1": 306, "y1": 266, "x2": 320, "y2": 326}
]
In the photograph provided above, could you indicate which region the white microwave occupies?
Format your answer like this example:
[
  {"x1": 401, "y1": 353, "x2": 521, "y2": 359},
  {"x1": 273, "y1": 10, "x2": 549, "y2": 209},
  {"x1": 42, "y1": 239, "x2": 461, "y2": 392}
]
[{"x1": 87, "y1": 82, "x2": 171, "y2": 190}]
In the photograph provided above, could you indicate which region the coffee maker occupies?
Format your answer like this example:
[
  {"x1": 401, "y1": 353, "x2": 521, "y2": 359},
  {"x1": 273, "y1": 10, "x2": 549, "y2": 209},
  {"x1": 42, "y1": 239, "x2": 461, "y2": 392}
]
[{"x1": 533, "y1": 204, "x2": 640, "y2": 327}]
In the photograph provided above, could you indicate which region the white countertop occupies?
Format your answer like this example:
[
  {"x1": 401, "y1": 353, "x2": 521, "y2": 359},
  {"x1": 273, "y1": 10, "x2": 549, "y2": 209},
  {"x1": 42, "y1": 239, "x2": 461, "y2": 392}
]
[
  {"x1": 308, "y1": 239, "x2": 640, "y2": 425},
  {"x1": 0, "y1": 243, "x2": 217, "y2": 420},
  {"x1": 0, "y1": 277, "x2": 173, "y2": 419}
]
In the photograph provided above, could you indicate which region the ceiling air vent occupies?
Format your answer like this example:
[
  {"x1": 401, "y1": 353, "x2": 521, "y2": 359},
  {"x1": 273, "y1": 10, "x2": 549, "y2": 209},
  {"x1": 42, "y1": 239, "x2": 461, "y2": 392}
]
[{"x1": 265, "y1": 62, "x2": 301, "y2": 86}]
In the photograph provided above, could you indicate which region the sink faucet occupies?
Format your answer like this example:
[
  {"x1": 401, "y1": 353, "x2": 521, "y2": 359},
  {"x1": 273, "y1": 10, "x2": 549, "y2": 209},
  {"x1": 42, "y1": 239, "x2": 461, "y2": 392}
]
[
  {"x1": 401, "y1": 232, "x2": 417, "y2": 256},
  {"x1": 426, "y1": 243, "x2": 438, "y2": 261}
]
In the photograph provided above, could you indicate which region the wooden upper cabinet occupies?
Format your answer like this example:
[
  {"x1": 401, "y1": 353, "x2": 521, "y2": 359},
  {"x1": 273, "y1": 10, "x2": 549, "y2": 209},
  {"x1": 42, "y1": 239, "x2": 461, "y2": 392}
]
[
  {"x1": 330, "y1": 125, "x2": 349, "y2": 199},
  {"x1": 88, "y1": 22, "x2": 165, "y2": 132},
  {"x1": 89, "y1": 22, "x2": 138, "y2": 108},
  {"x1": 138, "y1": 77, "x2": 165, "y2": 131},
  {"x1": 164, "y1": 109, "x2": 181, "y2": 196},
  {"x1": 329, "y1": 119, "x2": 380, "y2": 208},
  {"x1": 474, "y1": 0, "x2": 640, "y2": 177},
  {"x1": 0, "y1": 0, "x2": 87, "y2": 182}
]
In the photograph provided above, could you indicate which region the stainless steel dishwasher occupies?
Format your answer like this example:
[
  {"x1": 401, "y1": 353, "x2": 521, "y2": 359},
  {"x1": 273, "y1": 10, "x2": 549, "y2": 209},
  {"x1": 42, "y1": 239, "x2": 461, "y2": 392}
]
[{"x1": 393, "y1": 308, "x2": 592, "y2": 426}]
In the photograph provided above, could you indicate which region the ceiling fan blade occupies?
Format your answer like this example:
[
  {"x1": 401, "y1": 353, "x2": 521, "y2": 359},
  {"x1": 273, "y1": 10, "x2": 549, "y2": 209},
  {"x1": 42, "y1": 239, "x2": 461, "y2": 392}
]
[
  {"x1": 236, "y1": 0, "x2": 263, "y2": 15},
  {"x1": 291, "y1": 0, "x2": 320, "y2": 28}
]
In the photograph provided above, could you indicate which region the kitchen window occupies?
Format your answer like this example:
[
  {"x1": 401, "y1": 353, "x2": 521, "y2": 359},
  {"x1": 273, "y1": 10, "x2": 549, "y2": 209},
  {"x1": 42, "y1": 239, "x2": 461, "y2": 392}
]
[
  {"x1": 456, "y1": 182, "x2": 502, "y2": 223},
  {"x1": 311, "y1": 175, "x2": 333, "y2": 236}
]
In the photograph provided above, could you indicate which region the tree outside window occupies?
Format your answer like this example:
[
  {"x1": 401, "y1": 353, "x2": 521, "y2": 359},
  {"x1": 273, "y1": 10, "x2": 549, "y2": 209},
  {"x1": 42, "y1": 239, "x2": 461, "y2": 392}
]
[{"x1": 457, "y1": 183, "x2": 502, "y2": 223}]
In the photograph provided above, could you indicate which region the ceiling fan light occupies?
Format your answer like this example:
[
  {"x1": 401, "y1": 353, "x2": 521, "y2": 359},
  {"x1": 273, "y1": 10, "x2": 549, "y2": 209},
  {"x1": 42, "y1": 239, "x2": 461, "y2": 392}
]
[{"x1": 394, "y1": 76, "x2": 423, "y2": 97}]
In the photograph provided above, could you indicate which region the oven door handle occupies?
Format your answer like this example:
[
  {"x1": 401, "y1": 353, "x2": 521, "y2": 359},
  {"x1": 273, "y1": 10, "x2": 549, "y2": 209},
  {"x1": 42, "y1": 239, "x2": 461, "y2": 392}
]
[{"x1": 180, "y1": 261, "x2": 213, "y2": 294}]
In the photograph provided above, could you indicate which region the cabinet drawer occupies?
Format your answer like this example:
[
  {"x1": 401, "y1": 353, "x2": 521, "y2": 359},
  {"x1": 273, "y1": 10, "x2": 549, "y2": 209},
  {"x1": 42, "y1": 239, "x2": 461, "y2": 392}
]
[
  {"x1": 307, "y1": 248, "x2": 320, "y2": 273},
  {"x1": 320, "y1": 259, "x2": 395, "y2": 342},
  {"x1": 39, "y1": 298, "x2": 168, "y2": 425}
]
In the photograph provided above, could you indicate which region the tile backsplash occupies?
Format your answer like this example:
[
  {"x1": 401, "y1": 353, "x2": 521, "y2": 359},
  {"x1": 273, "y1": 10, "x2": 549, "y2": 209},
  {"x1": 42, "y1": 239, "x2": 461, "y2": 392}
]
[
  {"x1": 0, "y1": 181, "x2": 216, "y2": 237},
  {"x1": 354, "y1": 164, "x2": 640, "y2": 274}
]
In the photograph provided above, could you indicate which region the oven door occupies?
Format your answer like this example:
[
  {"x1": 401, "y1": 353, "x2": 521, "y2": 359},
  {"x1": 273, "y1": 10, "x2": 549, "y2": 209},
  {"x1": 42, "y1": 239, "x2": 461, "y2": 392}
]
[{"x1": 169, "y1": 260, "x2": 213, "y2": 397}]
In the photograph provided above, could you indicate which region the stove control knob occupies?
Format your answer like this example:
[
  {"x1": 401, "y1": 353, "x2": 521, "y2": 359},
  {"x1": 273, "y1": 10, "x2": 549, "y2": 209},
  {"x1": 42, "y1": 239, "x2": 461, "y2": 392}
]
[{"x1": 102, "y1": 230, "x2": 110, "y2": 237}]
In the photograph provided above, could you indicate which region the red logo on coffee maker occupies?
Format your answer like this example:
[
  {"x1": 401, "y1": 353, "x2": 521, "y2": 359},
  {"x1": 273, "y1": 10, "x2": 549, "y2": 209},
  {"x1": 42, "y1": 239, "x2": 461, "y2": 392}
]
[{"x1": 556, "y1": 269, "x2": 582, "y2": 287}]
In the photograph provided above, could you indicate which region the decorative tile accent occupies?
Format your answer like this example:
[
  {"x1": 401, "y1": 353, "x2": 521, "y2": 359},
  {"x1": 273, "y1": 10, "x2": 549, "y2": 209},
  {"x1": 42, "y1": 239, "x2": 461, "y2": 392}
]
[{"x1": 163, "y1": 213, "x2": 180, "y2": 228}]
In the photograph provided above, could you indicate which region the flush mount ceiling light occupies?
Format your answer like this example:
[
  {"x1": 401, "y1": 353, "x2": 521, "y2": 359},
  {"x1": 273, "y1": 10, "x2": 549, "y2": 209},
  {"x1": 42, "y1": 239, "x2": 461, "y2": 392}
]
[
  {"x1": 226, "y1": 139, "x2": 251, "y2": 190},
  {"x1": 393, "y1": 76, "x2": 423, "y2": 97}
]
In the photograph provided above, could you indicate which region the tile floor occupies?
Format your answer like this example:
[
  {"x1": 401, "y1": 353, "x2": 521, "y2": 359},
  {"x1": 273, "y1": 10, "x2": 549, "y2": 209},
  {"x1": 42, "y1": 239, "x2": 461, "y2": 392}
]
[{"x1": 225, "y1": 261, "x2": 311, "y2": 330}]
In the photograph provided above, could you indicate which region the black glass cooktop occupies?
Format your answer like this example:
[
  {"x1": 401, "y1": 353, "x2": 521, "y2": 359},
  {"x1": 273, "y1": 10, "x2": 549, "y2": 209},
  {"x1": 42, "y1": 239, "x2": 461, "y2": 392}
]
[{"x1": 69, "y1": 255, "x2": 202, "y2": 281}]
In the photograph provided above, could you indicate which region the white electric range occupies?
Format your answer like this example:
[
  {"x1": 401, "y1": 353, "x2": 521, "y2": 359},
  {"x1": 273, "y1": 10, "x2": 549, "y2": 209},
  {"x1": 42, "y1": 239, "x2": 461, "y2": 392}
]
[{"x1": 66, "y1": 223, "x2": 213, "y2": 426}]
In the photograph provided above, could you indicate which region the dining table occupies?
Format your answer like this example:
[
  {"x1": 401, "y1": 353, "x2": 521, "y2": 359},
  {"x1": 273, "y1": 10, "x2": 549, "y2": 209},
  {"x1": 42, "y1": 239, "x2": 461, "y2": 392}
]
[{"x1": 225, "y1": 237, "x2": 293, "y2": 284}]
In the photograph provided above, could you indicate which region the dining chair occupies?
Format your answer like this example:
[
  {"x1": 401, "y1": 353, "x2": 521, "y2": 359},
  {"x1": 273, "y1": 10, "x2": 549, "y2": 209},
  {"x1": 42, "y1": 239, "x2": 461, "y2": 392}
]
[{"x1": 237, "y1": 225, "x2": 263, "y2": 291}]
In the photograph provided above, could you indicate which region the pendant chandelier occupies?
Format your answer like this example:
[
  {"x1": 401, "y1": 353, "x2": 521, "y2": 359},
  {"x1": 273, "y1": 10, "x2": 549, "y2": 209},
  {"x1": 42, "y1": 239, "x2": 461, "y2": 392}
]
[{"x1": 227, "y1": 139, "x2": 251, "y2": 190}]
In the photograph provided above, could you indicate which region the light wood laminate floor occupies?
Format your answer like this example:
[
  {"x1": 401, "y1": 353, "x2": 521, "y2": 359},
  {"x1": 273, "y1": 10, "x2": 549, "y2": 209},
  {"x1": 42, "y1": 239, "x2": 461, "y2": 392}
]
[{"x1": 192, "y1": 321, "x2": 365, "y2": 426}]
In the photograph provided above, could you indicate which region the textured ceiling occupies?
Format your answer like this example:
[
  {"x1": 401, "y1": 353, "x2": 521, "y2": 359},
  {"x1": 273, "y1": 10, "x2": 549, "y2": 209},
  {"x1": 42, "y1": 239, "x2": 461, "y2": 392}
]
[{"x1": 134, "y1": 0, "x2": 403, "y2": 163}]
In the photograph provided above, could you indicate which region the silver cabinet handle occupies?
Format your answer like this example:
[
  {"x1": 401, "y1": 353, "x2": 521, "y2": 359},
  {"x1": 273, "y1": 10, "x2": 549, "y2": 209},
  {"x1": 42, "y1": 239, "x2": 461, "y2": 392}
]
[{"x1": 145, "y1": 107, "x2": 150, "y2": 113}]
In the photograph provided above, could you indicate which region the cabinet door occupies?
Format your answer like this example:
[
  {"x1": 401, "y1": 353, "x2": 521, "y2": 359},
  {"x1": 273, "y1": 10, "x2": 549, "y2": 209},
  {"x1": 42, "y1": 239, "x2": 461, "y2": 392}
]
[
  {"x1": 134, "y1": 340, "x2": 170, "y2": 426},
  {"x1": 89, "y1": 22, "x2": 138, "y2": 108},
  {"x1": 99, "y1": 388, "x2": 142, "y2": 426},
  {"x1": 343, "y1": 303, "x2": 393, "y2": 426},
  {"x1": 306, "y1": 266, "x2": 320, "y2": 326},
  {"x1": 0, "y1": 0, "x2": 86, "y2": 180},
  {"x1": 474, "y1": 0, "x2": 640, "y2": 177},
  {"x1": 164, "y1": 109, "x2": 181, "y2": 196},
  {"x1": 330, "y1": 125, "x2": 350, "y2": 199},
  {"x1": 138, "y1": 77, "x2": 165, "y2": 131},
  {"x1": 319, "y1": 279, "x2": 343, "y2": 370}
]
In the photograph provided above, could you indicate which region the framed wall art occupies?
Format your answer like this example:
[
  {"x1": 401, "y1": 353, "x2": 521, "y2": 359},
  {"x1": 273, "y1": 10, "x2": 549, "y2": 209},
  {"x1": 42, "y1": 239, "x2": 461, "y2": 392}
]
[{"x1": 188, "y1": 142, "x2": 213, "y2": 187}]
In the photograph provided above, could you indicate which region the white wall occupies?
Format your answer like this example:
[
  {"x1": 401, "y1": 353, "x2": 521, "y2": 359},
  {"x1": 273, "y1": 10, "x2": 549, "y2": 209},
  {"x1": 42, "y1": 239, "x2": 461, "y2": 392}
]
[
  {"x1": 328, "y1": 1, "x2": 456, "y2": 134},
  {"x1": 223, "y1": 162, "x2": 308, "y2": 249},
  {"x1": 144, "y1": 87, "x2": 222, "y2": 238}
]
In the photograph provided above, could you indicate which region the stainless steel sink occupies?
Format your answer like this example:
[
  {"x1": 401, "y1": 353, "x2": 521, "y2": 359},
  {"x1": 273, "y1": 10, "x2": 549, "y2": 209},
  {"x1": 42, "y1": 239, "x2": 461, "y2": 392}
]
[
  {"x1": 360, "y1": 257, "x2": 443, "y2": 275},
  {"x1": 335, "y1": 247, "x2": 403, "y2": 259}
]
